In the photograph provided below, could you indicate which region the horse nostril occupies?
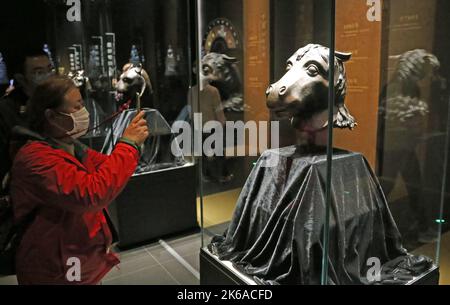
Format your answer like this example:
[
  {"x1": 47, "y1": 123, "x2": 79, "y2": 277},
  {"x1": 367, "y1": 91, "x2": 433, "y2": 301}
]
[
  {"x1": 279, "y1": 86, "x2": 287, "y2": 96},
  {"x1": 266, "y1": 86, "x2": 273, "y2": 97}
]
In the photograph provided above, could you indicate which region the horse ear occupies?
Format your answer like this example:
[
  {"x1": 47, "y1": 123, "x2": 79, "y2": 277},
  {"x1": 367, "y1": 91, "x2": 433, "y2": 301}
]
[
  {"x1": 336, "y1": 51, "x2": 352, "y2": 62},
  {"x1": 134, "y1": 63, "x2": 143, "y2": 74},
  {"x1": 389, "y1": 54, "x2": 402, "y2": 61},
  {"x1": 424, "y1": 54, "x2": 440, "y2": 69},
  {"x1": 122, "y1": 63, "x2": 133, "y2": 72}
]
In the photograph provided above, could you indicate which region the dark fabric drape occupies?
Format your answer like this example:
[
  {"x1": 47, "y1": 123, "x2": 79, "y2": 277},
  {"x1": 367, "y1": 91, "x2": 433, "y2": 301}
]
[{"x1": 209, "y1": 145, "x2": 419, "y2": 285}]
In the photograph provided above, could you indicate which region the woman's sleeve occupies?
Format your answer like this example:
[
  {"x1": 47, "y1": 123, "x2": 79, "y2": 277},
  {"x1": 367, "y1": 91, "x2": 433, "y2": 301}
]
[
  {"x1": 85, "y1": 148, "x2": 109, "y2": 168},
  {"x1": 14, "y1": 143, "x2": 139, "y2": 214}
]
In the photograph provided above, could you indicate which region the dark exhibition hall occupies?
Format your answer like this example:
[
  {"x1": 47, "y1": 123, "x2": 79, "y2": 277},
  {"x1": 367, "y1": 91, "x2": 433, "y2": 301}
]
[{"x1": 0, "y1": 0, "x2": 450, "y2": 291}]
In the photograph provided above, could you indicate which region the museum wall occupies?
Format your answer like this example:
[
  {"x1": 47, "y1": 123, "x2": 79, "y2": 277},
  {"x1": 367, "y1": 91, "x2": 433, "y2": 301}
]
[
  {"x1": 333, "y1": 0, "x2": 383, "y2": 169},
  {"x1": 269, "y1": 0, "x2": 331, "y2": 148}
]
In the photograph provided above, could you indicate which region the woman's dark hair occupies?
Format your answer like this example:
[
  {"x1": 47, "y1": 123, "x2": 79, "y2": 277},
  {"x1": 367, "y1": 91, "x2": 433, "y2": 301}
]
[{"x1": 28, "y1": 75, "x2": 77, "y2": 133}]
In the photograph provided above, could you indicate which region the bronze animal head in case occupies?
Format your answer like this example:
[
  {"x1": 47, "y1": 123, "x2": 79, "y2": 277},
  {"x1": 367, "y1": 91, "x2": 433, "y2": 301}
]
[
  {"x1": 115, "y1": 63, "x2": 152, "y2": 104},
  {"x1": 266, "y1": 44, "x2": 356, "y2": 131}
]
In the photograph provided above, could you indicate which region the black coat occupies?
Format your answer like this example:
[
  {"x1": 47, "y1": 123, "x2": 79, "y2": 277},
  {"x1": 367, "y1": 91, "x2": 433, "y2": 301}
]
[{"x1": 0, "y1": 88, "x2": 28, "y2": 192}]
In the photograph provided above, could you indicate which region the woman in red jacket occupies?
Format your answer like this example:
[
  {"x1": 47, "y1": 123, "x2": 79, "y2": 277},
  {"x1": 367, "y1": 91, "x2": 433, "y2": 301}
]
[{"x1": 10, "y1": 75, "x2": 149, "y2": 284}]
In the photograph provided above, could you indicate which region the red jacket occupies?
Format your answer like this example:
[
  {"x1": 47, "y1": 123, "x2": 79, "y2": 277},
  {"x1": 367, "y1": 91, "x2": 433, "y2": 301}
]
[{"x1": 10, "y1": 140, "x2": 139, "y2": 285}]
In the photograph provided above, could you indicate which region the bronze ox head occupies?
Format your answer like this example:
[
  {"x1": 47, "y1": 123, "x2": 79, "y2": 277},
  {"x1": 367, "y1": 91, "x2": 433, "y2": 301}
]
[
  {"x1": 266, "y1": 44, "x2": 356, "y2": 130},
  {"x1": 199, "y1": 52, "x2": 242, "y2": 99},
  {"x1": 200, "y1": 52, "x2": 238, "y2": 84}
]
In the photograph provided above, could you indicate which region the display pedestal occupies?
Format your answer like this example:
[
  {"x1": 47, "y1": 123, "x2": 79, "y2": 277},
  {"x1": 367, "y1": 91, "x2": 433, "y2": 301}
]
[
  {"x1": 110, "y1": 164, "x2": 198, "y2": 249},
  {"x1": 200, "y1": 248, "x2": 252, "y2": 285},
  {"x1": 207, "y1": 147, "x2": 439, "y2": 284},
  {"x1": 200, "y1": 248, "x2": 440, "y2": 285}
]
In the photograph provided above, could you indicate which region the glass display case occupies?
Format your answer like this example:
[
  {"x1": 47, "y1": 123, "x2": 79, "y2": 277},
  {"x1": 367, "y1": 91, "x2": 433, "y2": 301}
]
[
  {"x1": 333, "y1": 0, "x2": 449, "y2": 284},
  {"x1": 198, "y1": 0, "x2": 449, "y2": 285},
  {"x1": 36, "y1": 0, "x2": 199, "y2": 248},
  {"x1": 41, "y1": 0, "x2": 195, "y2": 165}
]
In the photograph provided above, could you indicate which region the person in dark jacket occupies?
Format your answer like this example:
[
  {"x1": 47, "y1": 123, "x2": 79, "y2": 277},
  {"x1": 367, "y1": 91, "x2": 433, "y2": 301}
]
[
  {"x1": 10, "y1": 75, "x2": 149, "y2": 284},
  {"x1": 0, "y1": 47, "x2": 54, "y2": 194}
]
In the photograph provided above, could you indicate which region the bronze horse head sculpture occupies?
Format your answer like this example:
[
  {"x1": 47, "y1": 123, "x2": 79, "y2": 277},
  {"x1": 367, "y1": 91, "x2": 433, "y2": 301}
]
[
  {"x1": 115, "y1": 63, "x2": 152, "y2": 105},
  {"x1": 266, "y1": 44, "x2": 356, "y2": 131}
]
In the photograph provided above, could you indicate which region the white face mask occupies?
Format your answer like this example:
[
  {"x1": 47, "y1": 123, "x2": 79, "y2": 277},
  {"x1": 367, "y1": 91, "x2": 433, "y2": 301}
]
[{"x1": 59, "y1": 107, "x2": 90, "y2": 139}]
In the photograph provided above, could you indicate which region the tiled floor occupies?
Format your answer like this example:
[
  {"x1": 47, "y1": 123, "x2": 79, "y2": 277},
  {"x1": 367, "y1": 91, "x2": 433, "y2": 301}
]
[
  {"x1": 197, "y1": 188, "x2": 240, "y2": 228},
  {"x1": 0, "y1": 232, "x2": 213, "y2": 285},
  {"x1": 103, "y1": 232, "x2": 208, "y2": 285}
]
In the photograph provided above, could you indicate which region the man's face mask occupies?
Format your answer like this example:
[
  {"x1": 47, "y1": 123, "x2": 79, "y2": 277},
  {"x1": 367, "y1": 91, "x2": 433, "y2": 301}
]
[{"x1": 58, "y1": 107, "x2": 90, "y2": 139}]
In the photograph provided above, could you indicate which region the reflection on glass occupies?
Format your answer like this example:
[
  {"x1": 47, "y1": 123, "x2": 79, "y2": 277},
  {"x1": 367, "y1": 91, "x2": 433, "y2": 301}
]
[{"x1": 379, "y1": 49, "x2": 442, "y2": 246}]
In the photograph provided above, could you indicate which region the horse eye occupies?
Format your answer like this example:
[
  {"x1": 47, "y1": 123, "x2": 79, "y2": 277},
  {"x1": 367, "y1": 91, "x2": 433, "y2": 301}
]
[{"x1": 306, "y1": 64, "x2": 319, "y2": 76}]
